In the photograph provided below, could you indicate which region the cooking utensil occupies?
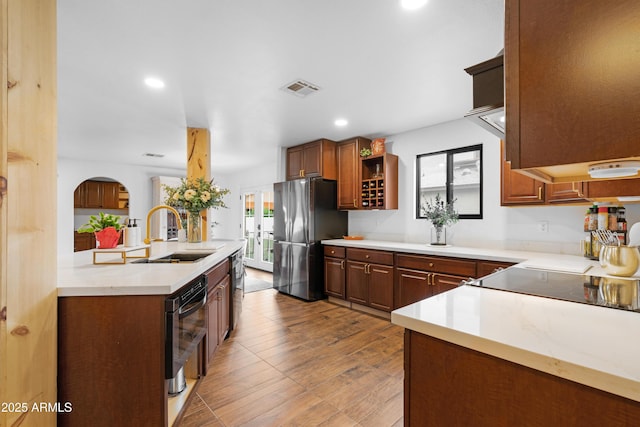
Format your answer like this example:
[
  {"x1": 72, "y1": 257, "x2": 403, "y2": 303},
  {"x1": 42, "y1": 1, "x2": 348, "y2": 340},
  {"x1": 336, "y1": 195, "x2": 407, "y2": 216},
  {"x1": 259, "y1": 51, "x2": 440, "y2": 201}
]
[
  {"x1": 592, "y1": 230, "x2": 619, "y2": 246},
  {"x1": 599, "y1": 244, "x2": 640, "y2": 277}
]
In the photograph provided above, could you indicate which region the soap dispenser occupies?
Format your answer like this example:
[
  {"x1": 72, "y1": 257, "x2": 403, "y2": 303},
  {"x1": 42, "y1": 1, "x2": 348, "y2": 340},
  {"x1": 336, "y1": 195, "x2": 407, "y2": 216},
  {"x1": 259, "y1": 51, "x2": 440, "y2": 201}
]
[
  {"x1": 124, "y1": 219, "x2": 134, "y2": 247},
  {"x1": 132, "y1": 218, "x2": 141, "y2": 246}
]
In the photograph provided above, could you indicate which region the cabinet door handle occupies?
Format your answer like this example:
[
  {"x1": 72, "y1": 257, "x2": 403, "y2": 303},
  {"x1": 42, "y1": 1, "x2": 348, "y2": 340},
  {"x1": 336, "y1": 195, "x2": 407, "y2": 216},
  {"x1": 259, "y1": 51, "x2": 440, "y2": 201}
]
[
  {"x1": 538, "y1": 186, "x2": 543, "y2": 200},
  {"x1": 340, "y1": 260, "x2": 345, "y2": 270},
  {"x1": 353, "y1": 199, "x2": 358, "y2": 208},
  {"x1": 403, "y1": 274, "x2": 427, "y2": 281}
]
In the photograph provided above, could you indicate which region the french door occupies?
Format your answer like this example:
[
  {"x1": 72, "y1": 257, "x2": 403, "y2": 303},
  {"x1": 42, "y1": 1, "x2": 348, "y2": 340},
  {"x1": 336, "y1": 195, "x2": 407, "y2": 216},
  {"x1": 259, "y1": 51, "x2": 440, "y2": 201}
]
[{"x1": 242, "y1": 188, "x2": 274, "y2": 272}]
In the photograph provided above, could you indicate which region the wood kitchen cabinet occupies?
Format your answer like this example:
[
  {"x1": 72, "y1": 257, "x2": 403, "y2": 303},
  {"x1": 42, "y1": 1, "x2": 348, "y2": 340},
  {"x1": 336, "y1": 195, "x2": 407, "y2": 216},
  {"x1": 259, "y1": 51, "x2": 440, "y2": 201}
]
[
  {"x1": 58, "y1": 294, "x2": 169, "y2": 426},
  {"x1": 346, "y1": 248, "x2": 394, "y2": 312},
  {"x1": 74, "y1": 180, "x2": 122, "y2": 209},
  {"x1": 360, "y1": 153, "x2": 398, "y2": 210},
  {"x1": 404, "y1": 330, "x2": 640, "y2": 426},
  {"x1": 286, "y1": 139, "x2": 337, "y2": 180},
  {"x1": 501, "y1": 141, "x2": 590, "y2": 205},
  {"x1": 477, "y1": 260, "x2": 516, "y2": 278},
  {"x1": 504, "y1": 0, "x2": 640, "y2": 172},
  {"x1": 501, "y1": 157, "x2": 545, "y2": 205},
  {"x1": 324, "y1": 246, "x2": 346, "y2": 298},
  {"x1": 204, "y1": 259, "x2": 230, "y2": 364},
  {"x1": 395, "y1": 253, "x2": 477, "y2": 309},
  {"x1": 337, "y1": 137, "x2": 371, "y2": 210}
]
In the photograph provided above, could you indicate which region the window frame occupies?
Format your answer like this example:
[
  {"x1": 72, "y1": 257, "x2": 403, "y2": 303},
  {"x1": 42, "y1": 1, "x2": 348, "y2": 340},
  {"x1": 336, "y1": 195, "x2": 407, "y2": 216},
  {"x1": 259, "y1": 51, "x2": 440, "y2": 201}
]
[{"x1": 415, "y1": 144, "x2": 483, "y2": 220}]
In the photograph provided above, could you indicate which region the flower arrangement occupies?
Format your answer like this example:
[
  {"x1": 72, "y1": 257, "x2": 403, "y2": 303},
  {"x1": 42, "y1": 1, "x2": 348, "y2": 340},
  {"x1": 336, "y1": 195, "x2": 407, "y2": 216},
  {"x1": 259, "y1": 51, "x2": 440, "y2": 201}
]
[
  {"x1": 162, "y1": 177, "x2": 230, "y2": 213},
  {"x1": 359, "y1": 147, "x2": 372, "y2": 157},
  {"x1": 421, "y1": 194, "x2": 459, "y2": 229}
]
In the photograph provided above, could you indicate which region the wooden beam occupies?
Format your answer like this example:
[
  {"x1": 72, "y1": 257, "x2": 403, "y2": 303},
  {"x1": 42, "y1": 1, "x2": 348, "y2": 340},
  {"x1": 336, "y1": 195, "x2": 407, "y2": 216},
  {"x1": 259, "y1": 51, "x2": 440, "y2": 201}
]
[
  {"x1": 187, "y1": 127, "x2": 211, "y2": 241},
  {"x1": 2, "y1": 0, "x2": 58, "y2": 425}
]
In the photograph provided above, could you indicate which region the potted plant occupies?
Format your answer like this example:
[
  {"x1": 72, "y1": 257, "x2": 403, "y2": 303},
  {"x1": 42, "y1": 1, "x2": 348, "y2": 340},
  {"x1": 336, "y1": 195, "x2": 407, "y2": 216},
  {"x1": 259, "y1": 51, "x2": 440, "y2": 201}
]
[
  {"x1": 162, "y1": 177, "x2": 230, "y2": 243},
  {"x1": 77, "y1": 212, "x2": 125, "y2": 249},
  {"x1": 421, "y1": 194, "x2": 459, "y2": 245}
]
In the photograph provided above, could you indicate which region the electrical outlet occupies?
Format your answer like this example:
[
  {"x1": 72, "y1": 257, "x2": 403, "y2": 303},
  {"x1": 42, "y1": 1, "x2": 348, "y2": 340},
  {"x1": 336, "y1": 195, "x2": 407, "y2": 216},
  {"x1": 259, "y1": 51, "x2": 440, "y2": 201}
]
[{"x1": 537, "y1": 220, "x2": 549, "y2": 233}]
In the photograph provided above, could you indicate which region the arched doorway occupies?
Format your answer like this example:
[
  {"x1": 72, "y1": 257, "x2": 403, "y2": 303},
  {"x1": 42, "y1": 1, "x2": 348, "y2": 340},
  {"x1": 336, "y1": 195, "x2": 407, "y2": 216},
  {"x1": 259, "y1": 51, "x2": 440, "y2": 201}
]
[{"x1": 73, "y1": 177, "x2": 130, "y2": 251}]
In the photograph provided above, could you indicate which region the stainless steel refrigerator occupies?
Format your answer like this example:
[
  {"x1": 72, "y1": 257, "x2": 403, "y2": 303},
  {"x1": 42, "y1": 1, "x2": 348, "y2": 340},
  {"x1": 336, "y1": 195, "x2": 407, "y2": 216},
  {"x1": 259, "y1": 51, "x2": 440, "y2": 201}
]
[{"x1": 273, "y1": 178, "x2": 348, "y2": 301}]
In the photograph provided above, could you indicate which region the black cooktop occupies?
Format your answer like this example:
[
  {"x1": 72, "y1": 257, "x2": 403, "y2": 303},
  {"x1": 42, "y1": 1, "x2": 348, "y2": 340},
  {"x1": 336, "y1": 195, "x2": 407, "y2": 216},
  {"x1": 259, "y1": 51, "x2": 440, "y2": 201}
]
[{"x1": 466, "y1": 267, "x2": 639, "y2": 312}]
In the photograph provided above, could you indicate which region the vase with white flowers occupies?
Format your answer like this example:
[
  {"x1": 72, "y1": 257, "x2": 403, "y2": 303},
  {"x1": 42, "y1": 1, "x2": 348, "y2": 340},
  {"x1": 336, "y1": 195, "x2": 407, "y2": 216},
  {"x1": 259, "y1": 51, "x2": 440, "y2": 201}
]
[
  {"x1": 421, "y1": 194, "x2": 459, "y2": 245},
  {"x1": 162, "y1": 177, "x2": 230, "y2": 243}
]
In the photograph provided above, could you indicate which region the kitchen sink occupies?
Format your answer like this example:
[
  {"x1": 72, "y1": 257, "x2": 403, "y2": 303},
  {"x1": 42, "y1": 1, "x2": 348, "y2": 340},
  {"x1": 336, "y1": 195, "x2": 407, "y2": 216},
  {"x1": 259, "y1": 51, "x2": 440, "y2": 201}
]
[{"x1": 132, "y1": 251, "x2": 215, "y2": 264}]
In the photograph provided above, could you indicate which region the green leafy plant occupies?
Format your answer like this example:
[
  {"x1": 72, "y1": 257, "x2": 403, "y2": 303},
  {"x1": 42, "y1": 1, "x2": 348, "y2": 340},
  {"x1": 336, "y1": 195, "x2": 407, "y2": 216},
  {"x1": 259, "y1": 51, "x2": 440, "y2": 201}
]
[
  {"x1": 163, "y1": 177, "x2": 230, "y2": 213},
  {"x1": 360, "y1": 147, "x2": 372, "y2": 157},
  {"x1": 77, "y1": 212, "x2": 124, "y2": 233},
  {"x1": 421, "y1": 194, "x2": 459, "y2": 228}
]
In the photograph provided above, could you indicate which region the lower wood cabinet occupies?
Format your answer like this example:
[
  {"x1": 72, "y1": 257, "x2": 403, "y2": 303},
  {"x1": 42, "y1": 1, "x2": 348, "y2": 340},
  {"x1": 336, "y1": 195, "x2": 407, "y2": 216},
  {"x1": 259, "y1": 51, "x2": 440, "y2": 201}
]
[
  {"x1": 345, "y1": 248, "x2": 394, "y2": 311},
  {"x1": 204, "y1": 259, "x2": 230, "y2": 364},
  {"x1": 477, "y1": 260, "x2": 516, "y2": 278},
  {"x1": 324, "y1": 246, "x2": 346, "y2": 298},
  {"x1": 404, "y1": 330, "x2": 640, "y2": 426},
  {"x1": 323, "y1": 245, "x2": 518, "y2": 311},
  {"x1": 394, "y1": 253, "x2": 476, "y2": 309}
]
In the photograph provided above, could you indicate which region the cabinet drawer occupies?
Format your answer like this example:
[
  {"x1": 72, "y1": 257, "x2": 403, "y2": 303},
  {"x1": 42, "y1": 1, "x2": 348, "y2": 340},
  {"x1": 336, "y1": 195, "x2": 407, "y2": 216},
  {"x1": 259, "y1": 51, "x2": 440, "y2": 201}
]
[
  {"x1": 324, "y1": 246, "x2": 346, "y2": 258},
  {"x1": 346, "y1": 248, "x2": 394, "y2": 265},
  {"x1": 477, "y1": 261, "x2": 515, "y2": 278},
  {"x1": 205, "y1": 259, "x2": 230, "y2": 290},
  {"x1": 396, "y1": 253, "x2": 476, "y2": 277}
]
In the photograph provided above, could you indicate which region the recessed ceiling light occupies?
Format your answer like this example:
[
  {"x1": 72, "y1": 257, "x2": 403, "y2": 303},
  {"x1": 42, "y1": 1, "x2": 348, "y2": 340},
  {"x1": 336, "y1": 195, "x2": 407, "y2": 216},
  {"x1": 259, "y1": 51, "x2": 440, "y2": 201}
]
[
  {"x1": 401, "y1": 0, "x2": 428, "y2": 10},
  {"x1": 588, "y1": 160, "x2": 640, "y2": 179},
  {"x1": 334, "y1": 119, "x2": 348, "y2": 127},
  {"x1": 144, "y1": 77, "x2": 165, "y2": 89}
]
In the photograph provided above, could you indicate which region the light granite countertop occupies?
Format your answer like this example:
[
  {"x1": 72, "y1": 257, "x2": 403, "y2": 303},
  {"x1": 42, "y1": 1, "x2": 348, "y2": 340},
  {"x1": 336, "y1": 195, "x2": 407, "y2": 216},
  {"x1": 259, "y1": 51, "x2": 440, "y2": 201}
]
[
  {"x1": 392, "y1": 283, "x2": 640, "y2": 402},
  {"x1": 323, "y1": 238, "x2": 640, "y2": 402},
  {"x1": 57, "y1": 239, "x2": 245, "y2": 297}
]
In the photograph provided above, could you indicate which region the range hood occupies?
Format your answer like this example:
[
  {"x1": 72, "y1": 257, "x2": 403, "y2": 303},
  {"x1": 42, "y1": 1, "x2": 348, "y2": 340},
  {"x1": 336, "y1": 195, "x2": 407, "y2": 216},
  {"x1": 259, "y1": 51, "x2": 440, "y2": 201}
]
[{"x1": 464, "y1": 54, "x2": 504, "y2": 139}]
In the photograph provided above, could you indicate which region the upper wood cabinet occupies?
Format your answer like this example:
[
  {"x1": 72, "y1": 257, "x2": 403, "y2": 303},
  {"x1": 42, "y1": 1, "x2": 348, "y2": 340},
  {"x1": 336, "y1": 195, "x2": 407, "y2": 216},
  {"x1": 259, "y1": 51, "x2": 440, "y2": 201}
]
[
  {"x1": 337, "y1": 137, "x2": 371, "y2": 210},
  {"x1": 360, "y1": 153, "x2": 398, "y2": 210},
  {"x1": 505, "y1": 0, "x2": 640, "y2": 174},
  {"x1": 74, "y1": 180, "x2": 122, "y2": 209},
  {"x1": 501, "y1": 156, "x2": 545, "y2": 205},
  {"x1": 501, "y1": 141, "x2": 640, "y2": 205},
  {"x1": 286, "y1": 139, "x2": 337, "y2": 180}
]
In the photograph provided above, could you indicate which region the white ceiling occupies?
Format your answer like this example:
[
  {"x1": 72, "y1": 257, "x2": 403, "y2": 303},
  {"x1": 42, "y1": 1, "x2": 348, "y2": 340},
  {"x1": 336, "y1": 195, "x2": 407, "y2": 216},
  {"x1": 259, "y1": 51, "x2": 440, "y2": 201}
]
[{"x1": 57, "y1": 0, "x2": 504, "y2": 174}]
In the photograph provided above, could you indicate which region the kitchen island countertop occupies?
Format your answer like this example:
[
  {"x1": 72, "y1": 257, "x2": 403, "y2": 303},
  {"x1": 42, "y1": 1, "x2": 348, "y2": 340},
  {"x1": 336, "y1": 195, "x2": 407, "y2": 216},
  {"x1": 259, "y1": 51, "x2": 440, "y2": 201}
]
[
  {"x1": 322, "y1": 239, "x2": 640, "y2": 402},
  {"x1": 57, "y1": 240, "x2": 245, "y2": 297},
  {"x1": 392, "y1": 284, "x2": 640, "y2": 403}
]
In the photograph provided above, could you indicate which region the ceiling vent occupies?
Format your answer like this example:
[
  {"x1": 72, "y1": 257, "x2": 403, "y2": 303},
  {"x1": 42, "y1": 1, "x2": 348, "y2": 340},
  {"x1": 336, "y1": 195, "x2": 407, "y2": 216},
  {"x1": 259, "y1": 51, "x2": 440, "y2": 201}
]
[
  {"x1": 281, "y1": 79, "x2": 321, "y2": 98},
  {"x1": 143, "y1": 153, "x2": 165, "y2": 158}
]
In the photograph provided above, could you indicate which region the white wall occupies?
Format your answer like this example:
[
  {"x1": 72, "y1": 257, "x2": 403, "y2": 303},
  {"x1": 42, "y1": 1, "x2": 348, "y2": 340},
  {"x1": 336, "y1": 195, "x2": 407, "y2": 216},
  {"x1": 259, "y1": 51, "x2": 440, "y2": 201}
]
[
  {"x1": 209, "y1": 148, "x2": 281, "y2": 240},
  {"x1": 347, "y1": 118, "x2": 640, "y2": 254},
  {"x1": 58, "y1": 157, "x2": 186, "y2": 255},
  {"x1": 59, "y1": 123, "x2": 640, "y2": 257}
]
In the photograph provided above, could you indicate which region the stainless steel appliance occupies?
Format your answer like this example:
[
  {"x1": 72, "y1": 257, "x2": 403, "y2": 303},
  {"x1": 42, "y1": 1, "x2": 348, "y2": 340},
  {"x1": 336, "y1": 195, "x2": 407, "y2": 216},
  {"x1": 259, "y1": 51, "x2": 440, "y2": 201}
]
[
  {"x1": 462, "y1": 266, "x2": 640, "y2": 312},
  {"x1": 165, "y1": 275, "x2": 207, "y2": 394},
  {"x1": 230, "y1": 249, "x2": 244, "y2": 330},
  {"x1": 273, "y1": 178, "x2": 348, "y2": 301}
]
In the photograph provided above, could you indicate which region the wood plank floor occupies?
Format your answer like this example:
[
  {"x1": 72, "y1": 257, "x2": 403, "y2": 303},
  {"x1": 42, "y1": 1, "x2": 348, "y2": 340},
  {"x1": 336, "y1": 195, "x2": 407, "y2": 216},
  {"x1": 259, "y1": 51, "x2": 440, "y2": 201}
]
[{"x1": 178, "y1": 289, "x2": 404, "y2": 426}]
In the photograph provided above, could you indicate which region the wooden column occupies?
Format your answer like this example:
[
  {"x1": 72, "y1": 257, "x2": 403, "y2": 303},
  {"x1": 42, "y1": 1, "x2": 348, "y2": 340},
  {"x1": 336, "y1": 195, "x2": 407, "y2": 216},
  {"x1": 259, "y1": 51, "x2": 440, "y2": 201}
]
[
  {"x1": 187, "y1": 127, "x2": 211, "y2": 241},
  {"x1": 1, "y1": 0, "x2": 58, "y2": 426}
]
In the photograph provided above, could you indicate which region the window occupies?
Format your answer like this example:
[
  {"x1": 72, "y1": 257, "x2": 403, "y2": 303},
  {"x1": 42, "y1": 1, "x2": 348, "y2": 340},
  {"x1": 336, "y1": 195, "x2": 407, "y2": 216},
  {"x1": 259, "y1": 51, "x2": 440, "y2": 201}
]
[{"x1": 416, "y1": 144, "x2": 482, "y2": 219}]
